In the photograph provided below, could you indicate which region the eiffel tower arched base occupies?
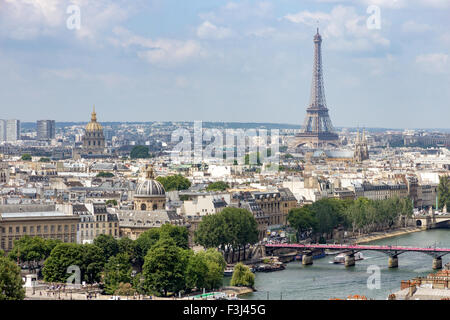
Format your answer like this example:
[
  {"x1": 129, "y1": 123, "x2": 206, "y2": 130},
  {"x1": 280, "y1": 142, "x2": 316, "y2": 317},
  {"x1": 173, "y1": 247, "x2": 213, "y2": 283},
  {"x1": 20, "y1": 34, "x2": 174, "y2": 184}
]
[{"x1": 289, "y1": 134, "x2": 339, "y2": 149}]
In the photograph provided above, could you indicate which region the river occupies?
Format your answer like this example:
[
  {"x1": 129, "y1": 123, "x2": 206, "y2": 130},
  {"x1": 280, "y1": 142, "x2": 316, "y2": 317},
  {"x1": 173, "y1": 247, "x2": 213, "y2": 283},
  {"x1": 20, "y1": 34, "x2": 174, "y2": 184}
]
[{"x1": 237, "y1": 229, "x2": 450, "y2": 300}]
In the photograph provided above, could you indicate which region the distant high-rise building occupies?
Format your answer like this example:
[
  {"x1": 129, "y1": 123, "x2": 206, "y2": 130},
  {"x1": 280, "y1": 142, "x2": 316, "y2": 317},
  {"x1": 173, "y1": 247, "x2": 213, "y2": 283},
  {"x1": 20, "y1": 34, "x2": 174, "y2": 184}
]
[
  {"x1": 0, "y1": 120, "x2": 6, "y2": 141},
  {"x1": 292, "y1": 29, "x2": 339, "y2": 148},
  {"x1": 6, "y1": 120, "x2": 20, "y2": 142},
  {"x1": 37, "y1": 120, "x2": 56, "y2": 141}
]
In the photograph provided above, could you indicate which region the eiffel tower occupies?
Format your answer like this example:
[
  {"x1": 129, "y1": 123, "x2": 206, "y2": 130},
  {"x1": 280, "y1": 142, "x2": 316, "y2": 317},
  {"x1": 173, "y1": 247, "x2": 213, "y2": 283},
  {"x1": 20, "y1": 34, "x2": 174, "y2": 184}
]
[{"x1": 292, "y1": 28, "x2": 339, "y2": 148}]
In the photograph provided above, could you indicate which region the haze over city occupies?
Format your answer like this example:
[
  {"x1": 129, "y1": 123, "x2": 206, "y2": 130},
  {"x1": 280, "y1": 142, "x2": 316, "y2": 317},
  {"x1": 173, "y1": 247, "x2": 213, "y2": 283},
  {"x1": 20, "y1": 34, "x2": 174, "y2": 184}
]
[{"x1": 0, "y1": 0, "x2": 449, "y2": 128}]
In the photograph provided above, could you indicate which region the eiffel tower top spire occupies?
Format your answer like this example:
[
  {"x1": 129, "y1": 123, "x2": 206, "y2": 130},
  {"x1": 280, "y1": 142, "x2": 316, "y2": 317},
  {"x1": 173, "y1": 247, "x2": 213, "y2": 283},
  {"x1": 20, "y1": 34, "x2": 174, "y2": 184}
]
[{"x1": 309, "y1": 28, "x2": 327, "y2": 110}]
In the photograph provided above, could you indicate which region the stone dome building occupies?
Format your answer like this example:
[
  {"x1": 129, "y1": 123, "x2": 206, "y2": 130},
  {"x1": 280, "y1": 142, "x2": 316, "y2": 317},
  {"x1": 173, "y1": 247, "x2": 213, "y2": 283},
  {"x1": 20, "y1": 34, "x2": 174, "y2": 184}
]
[
  {"x1": 82, "y1": 106, "x2": 105, "y2": 155},
  {"x1": 133, "y1": 165, "x2": 166, "y2": 211}
]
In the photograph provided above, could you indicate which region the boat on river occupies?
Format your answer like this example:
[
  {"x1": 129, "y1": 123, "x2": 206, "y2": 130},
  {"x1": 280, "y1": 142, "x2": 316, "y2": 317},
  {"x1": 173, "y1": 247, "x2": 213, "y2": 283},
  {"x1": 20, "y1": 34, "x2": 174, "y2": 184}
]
[{"x1": 332, "y1": 252, "x2": 364, "y2": 264}]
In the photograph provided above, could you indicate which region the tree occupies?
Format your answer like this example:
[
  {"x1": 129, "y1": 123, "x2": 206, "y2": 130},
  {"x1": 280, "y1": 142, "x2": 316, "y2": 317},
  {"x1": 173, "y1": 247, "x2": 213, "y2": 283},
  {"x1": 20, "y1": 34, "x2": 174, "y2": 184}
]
[
  {"x1": 160, "y1": 224, "x2": 189, "y2": 250},
  {"x1": 8, "y1": 236, "x2": 47, "y2": 265},
  {"x1": 42, "y1": 243, "x2": 84, "y2": 283},
  {"x1": 96, "y1": 171, "x2": 114, "y2": 178},
  {"x1": 39, "y1": 157, "x2": 51, "y2": 162},
  {"x1": 115, "y1": 282, "x2": 135, "y2": 297},
  {"x1": 117, "y1": 237, "x2": 136, "y2": 261},
  {"x1": 82, "y1": 244, "x2": 105, "y2": 284},
  {"x1": 197, "y1": 249, "x2": 226, "y2": 290},
  {"x1": 130, "y1": 145, "x2": 150, "y2": 159},
  {"x1": 0, "y1": 257, "x2": 25, "y2": 300},
  {"x1": 206, "y1": 181, "x2": 230, "y2": 192},
  {"x1": 21, "y1": 154, "x2": 32, "y2": 161},
  {"x1": 135, "y1": 228, "x2": 162, "y2": 268},
  {"x1": 106, "y1": 199, "x2": 118, "y2": 206},
  {"x1": 195, "y1": 207, "x2": 258, "y2": 262},
  {"x1": 142, "y1": 238, "x2": 188, "y2": 296},
  {"x1": 156, "y1": 175, "x2": 191, "y2": 191},
  {"x1": 438, "y1": 176, "x2": 450, "y2": 212},
  {"x1": 230, "y1": 263, "x2": 254, "y2": 288},
  {"x1": 287, "y1": 207, "x2": 316, "y2": 241},
  {"x1": 185, "y1": 252, "x2": 207, "y2": 291},
  {"x1": 93, "y1": 234, "x2": 119, "y2": 260},
  {"x1": 103, "y1": 253, "x2": 133, "y2": 295}
]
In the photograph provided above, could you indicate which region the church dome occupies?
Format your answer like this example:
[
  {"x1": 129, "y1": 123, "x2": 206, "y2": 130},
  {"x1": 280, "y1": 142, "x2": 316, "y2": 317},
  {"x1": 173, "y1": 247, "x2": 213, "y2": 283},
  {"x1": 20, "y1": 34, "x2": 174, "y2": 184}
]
[
  {"x1": 134, "y1": 165, "x2": 165, "y2": 197},
  {"x1": 85, "y1": 106, "x2": 103, "y2": 132}
]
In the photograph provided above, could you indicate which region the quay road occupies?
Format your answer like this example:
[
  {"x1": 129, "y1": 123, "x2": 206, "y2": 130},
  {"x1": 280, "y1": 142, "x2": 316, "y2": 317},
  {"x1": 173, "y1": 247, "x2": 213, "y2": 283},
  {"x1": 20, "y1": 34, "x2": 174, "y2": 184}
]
[{"x1": 265, "y1": 243, "x2": 450, "y2": 269}]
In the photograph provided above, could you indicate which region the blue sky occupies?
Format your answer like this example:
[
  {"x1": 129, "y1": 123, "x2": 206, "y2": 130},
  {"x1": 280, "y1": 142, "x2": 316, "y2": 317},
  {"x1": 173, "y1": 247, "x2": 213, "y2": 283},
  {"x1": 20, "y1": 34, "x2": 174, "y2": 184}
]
[{"x1": 0, "y1": 0, "x2": 449, "y2": 128}]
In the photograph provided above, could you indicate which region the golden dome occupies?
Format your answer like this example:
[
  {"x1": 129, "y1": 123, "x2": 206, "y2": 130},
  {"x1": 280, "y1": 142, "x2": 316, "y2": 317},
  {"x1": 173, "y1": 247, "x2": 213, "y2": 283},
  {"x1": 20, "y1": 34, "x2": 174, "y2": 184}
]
[{"x1": 85, "y1": 105, "x2": 103, "y2": 132}]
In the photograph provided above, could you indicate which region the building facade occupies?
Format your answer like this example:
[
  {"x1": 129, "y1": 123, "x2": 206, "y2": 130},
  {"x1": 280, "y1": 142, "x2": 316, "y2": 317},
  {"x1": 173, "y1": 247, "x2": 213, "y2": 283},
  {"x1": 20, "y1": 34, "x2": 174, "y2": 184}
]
[
  {"x1": 37, "y1": 120, "x2": 56, "y2": 141},
  {"x1": 82, "y1": 106, "x2": 105, "y2": 155},
  {"x1": 0, "y1": 204, "x2": 79, "y2": 252}
]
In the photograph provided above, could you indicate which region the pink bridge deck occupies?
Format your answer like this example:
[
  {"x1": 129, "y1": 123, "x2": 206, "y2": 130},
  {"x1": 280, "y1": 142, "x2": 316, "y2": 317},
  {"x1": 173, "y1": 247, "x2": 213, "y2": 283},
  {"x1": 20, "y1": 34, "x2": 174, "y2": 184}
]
[{"x1": 265, "y1": 243, "x2": 450, "y2": 253}]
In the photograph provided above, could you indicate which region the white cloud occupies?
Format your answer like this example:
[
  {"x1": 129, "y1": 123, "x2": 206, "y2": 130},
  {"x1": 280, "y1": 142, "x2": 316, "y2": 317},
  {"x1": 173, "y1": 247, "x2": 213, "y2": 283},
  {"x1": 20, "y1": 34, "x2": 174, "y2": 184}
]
[
  {"x1": 112, "y1": 27, "x2": 205, "y2": 67},
  {"x1": 41, "y1": 67, "x2": 132, "y2": 87},
  {"x1": 284, "y1": 6, "x2": 390, "y2": 52},
  {"x1": 0, "y1": 0, "x2": 136, "y2": 41},
  {"x1": 416, "y1": 53, "x2": 450, "y2": 74},
  {"x1": 401, "y1": 21, "x2": 432, "y2": 33},
  {"x1": 196, "y1": 21, "x2": 232, "y2": 40}
]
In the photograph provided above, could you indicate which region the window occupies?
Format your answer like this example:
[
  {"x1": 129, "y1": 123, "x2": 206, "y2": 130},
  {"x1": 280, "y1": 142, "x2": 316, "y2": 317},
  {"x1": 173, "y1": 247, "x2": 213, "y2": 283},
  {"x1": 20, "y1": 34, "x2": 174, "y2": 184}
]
[
  {"x1": 141, "y1": 203, "x2": 146, "y2": 211},
  {"x1": 51, "y1": 225, "x2": 55, "y2": 233},
  {"x1": 44, "y1": 225, "x2": 48, "y2": 233},
  {"x1": 37, "y1": 226, "x2": 41, "y2": 233},
  {"x1": 30, "y1": 226, "x2": 34, "y2": 233},
  {"x1": 16, "y1": 227, "x2": 19, "y2": 233},
  {"x1": 23, "y1": 226, "x2": 27, "y2": 233}
]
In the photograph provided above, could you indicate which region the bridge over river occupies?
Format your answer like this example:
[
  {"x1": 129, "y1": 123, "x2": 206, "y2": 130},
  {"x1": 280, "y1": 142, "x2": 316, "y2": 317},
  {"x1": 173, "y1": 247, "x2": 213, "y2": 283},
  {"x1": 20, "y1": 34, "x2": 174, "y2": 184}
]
[{"x1": 265, "y1": 243, "x2": 450, "y2": 269}]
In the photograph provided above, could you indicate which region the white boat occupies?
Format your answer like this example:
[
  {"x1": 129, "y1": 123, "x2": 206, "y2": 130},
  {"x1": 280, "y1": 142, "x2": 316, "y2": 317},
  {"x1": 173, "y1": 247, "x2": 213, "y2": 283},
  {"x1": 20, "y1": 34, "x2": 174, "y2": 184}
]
[
  {"x1": 224, "y1": 267, "x2": 234, "y2": 276},
  {"x1": 332, "y1": 252, "x2": 364, "y2": 264}
]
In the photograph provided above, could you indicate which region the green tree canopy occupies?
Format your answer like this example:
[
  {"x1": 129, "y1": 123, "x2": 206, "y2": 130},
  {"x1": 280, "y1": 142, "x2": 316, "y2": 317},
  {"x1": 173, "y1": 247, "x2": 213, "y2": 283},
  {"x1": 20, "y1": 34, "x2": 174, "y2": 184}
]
[
  {"x1": 130, "y1": 145, "x2": 150, "y2": 159},
  {"x1": 42, "y1": 243, "x2": 84, "y2": 283},
  {"x1": 195, "y1": 207, "x2": 258, "y2": 262},
  {"x1": 82, "y1": 244, "x2": 106, "y2": 284},
  {"x1": 8, "y1": 236, "x2": 61, "y2": 265},
  {"x1": 196, "y1": 249, "x2": 226, "y2": 290},
  {"x1": 230, "y1": 263, "x2": 254, "y2": 288},
  {"x1": 159, "y1": 224, "x2": 189, "y2": 250},
  {"x1": 0, "y1": 257, "x2": 25, "y2": 300},
  {"x1": 206, "y1": 181, "x2": 230, "y2": 192},
  {"x1": 103, "y1": 253, "x2": 133, "y2": 295},
  {"x1": 287, "y1": 207, "x2": 317, "y2": 240},
  {"x1": 93, "y1": 234, "x2": 119, "y2": 260},
  {"x1": 142, "y1": 238, "x2": 189, "y2": 296},
  {"x1": 21, "y1": 154, "x2": 32, "y2": 161},
  {"x1": 96, "y1": 171, "x2": 114, "y2": 178},
  {"x1": 438, "y1": 176, "x2": 450, "y2": 212},
  {"x1": 156, "y1": 175, "x2": 191, "y2": 191}
]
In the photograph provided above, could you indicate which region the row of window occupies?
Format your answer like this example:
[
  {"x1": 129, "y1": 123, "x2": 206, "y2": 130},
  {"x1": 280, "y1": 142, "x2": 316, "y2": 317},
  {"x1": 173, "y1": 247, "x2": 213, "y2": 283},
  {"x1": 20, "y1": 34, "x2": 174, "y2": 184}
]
[
  {"x1": 1, "y1": 224, "x2": 75, "y2": 234},
  {"x1": 87, "y1": 140, "x2": 103, "y2": 146},
  {"x1": 80, "y1": 229, "x2": 117, "y2": 237},
  {"x1": 79, "y1": 222, "x2": 117, "y2": 229}
]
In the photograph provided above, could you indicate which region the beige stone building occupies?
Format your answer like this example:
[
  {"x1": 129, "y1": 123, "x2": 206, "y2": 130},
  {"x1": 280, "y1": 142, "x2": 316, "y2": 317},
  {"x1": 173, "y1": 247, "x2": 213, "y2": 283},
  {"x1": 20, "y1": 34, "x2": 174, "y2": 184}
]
[{"x1": 0, "y1": 204, "x2": 79, "y2": 252}]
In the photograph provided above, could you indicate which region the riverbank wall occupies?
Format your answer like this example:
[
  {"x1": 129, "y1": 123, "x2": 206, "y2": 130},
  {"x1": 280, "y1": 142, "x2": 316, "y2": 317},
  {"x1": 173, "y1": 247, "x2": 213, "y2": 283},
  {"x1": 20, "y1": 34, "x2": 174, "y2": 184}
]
[{"x1": 354, "y1": 227, "x2": 423, "y2": 244}]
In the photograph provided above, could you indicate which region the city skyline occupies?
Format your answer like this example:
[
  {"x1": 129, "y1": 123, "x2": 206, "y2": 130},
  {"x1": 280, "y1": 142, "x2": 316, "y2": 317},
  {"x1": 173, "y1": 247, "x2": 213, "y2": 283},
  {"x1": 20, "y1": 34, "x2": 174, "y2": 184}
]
[{"x1": 0, "y1": 0, "x2": 449, "y2": 128}]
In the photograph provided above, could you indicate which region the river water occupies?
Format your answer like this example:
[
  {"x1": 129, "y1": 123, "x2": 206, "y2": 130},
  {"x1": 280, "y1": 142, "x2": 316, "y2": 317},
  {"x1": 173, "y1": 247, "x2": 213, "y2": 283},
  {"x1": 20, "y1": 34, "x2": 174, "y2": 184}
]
[{"x1": 239, "y1": 229, "x2": 450, "y2": 300}]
